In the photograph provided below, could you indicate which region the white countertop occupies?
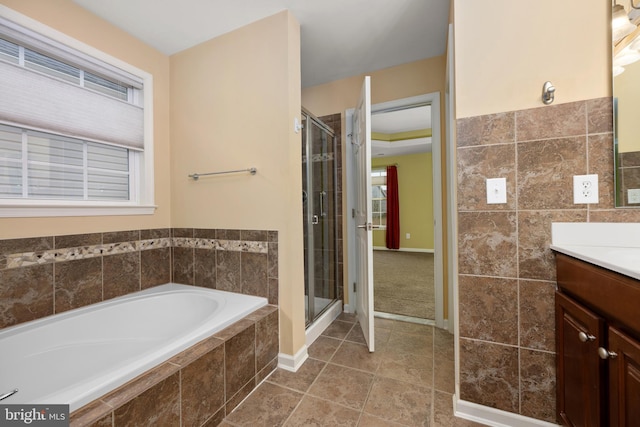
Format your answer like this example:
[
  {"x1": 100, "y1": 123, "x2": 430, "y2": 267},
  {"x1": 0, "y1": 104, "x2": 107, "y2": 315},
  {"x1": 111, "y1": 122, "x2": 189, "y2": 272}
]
[{"x1": 551, "y1": 223, "x2": 640, "y2": 281}]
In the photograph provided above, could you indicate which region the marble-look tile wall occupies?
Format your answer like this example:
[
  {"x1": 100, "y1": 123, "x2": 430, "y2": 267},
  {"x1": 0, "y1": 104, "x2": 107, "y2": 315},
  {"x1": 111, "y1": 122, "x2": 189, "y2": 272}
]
[
  {"x1": 319, "y1": 113, "x2": 344, "y2": 301},
  {"x1": 0, "y1": 228, "x2": 278, "y2": 330},
  {"x1": 456, "y1": 97, "x2": 640, "y2": 422},
  {"x1": 70, "y1": 305, "x2": 279, "y2": 426}
]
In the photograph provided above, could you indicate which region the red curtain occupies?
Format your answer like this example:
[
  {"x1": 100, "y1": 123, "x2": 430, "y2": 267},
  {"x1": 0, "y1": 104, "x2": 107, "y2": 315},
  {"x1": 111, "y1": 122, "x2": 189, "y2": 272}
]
[{"x1": 385, "y1": 165, "x2": 400, "y2": 249}]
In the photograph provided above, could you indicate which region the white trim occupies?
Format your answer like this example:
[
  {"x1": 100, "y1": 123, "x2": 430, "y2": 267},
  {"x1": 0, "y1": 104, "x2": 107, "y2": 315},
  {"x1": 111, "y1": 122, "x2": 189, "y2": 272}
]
[
  {"x1": 342, "y1": 303, "x2": 355, "y2": 314},
  {"x1": 445, "y1": 23, "x2": 457, "y2": 336},
  {"x1": 454, "y1": 398, "x2": 560, "y2": 427},
  {"x1": 372, "y1": 246, "x2": 434, "y2": 253},
  {"x1": 0, "y1": 204, "x2": 156, "y2": 217},
  {"x1": 277, "y1": 346, "x2": 309, "y2": 373},
  {"x1": 305, "y1": 300, "x2": 342, "y2": 347},
  {"x1": 374, "y1": 311, "x2": 435, "y2": 326}
]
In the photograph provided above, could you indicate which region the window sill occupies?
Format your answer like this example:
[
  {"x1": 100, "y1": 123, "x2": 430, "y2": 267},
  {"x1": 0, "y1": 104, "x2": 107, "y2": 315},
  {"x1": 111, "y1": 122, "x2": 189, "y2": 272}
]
[{"x1": 0, "y1": 202, "x2": 157, "y2": 218}]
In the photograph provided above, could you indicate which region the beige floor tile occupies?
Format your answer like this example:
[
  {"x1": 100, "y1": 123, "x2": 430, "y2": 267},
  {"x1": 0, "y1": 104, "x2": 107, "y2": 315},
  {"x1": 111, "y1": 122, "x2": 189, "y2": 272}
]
[
  {"x1": 330, "y1": 341, "x2": 383, "y2": 373},
  {"x1": 308, "y1": 363, "x2": 374, "y2": 410},
  {"x1": 377, "y1": 347, "x2": 434, "y2": 387},
  {"x1": 224, "y1": 382, "x2": 302, "y2": 426},
  {"x1": 434, "y1": 356, "x2": 455, "y2": 393},
  {"x1": 374, "y1": 317, "x2": 395, "y2": 330},
  {"x1": 337, "y1": 312, "x2": 358, "y2": 323},
  {"x1": 358, "y1": 413, "x2": 409, "y2": 426},
  {"x1": 284, "y1": 395, "x2": 361, "y2": 426},
  {"x1": 224, "y1": 315, "x2": 460, "y2": 427},
  {"x1": 308, "y1": 336, "x2": 341, "y2": 361},
  {"x1": 267, "y1": 358, "x2": 326, "y2": 393},
  {"x1": 345, "y1": 324, "x2": 367, "y2": 344},
  {"x1": 363, "y1": 377, "x2": 432, "y2": 427},
  {"x1": 321, "y1": 320, "x2": 354, "y2": 339},
  {"x1": 387, "y1": 330, "x2": 434, "y2": 355}
]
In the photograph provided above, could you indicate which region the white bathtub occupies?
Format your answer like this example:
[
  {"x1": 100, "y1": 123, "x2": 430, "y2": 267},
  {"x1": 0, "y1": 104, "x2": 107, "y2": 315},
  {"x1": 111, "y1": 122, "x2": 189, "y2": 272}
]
[{"x1": 0, "y1": 283, "x2": 267, "y2": 412}]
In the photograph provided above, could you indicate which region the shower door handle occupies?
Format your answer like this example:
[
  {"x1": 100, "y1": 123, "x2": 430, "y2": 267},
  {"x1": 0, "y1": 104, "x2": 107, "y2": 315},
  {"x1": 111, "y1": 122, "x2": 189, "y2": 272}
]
[{"x1": 319, "y1": 191, "x2": 327, "y2": 217}]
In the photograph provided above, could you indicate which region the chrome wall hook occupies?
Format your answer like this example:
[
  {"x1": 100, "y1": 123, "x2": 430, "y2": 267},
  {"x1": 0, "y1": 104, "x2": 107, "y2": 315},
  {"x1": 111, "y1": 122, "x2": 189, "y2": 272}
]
[{"x1": 542, "y1": 81, "x2": 556, "y2": 105}]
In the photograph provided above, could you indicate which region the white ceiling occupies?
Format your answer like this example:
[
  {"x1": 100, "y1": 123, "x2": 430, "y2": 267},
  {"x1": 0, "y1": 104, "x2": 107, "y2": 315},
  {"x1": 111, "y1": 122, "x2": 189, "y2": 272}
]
[
  {"x1": 71, "y1": 0, "x2": 450, "y2": 88},
  {"x1": 72, "y1": 0, "x2": 447, "y2": 157},
  {"x1": 371, "y1": 105, "x2": 432, "y2": 157}
]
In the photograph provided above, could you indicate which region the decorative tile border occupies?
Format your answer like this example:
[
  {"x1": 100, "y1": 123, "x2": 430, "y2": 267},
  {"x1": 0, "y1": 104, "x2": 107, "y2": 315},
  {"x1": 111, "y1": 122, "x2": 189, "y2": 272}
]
[{"x1": 3, "y1": 237, "x2": 268, "y2": 271}]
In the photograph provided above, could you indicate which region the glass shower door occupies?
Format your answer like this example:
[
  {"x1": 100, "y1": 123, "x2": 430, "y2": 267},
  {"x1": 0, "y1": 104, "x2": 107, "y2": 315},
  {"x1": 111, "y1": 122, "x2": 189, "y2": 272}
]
[{"x1": 303, "y1": 110, "x2": 338, "y2": 326}]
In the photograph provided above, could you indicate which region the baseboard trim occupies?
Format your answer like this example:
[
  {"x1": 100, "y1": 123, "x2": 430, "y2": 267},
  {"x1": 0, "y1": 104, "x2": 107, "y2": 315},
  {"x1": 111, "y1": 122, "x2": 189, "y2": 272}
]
[
  {"x1": 454, "y1": 397, "x2": 559, "y2": 427},
  {"x1": 305, "y1": 300, "x2": 342, "y2": 347},
  {"x1": 373, "y1": 246, "x2": 434, "y2": 253},
  {"x1": 277, "y1": 346, "x2": 308, "y2": 373},
  {"x1": 374, "y1": 310, "x2": 435, "y2": 326}
]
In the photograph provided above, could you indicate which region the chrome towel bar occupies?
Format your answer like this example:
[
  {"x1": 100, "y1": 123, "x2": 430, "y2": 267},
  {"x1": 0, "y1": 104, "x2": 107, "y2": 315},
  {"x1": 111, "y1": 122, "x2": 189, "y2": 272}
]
[{"x1": 189, "y1": 167, "x2": 257, "y2": 181}]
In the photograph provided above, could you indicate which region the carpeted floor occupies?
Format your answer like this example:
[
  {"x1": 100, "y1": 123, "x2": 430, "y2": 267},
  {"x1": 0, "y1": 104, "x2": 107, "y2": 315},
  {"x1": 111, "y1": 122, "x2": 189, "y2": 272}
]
[{"x1": 373, "y1": 250, "x2": 435, "y2": 320}]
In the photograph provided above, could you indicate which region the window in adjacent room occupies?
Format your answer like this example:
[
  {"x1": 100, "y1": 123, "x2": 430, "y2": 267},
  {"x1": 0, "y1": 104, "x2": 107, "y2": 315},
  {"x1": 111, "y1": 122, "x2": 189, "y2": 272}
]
[
  {"x1": 0, "y1": 12, "x2": 154, "y2": 217},
  {"x1": 371, "y1": 168, "x2": 387, "y2": 228}
]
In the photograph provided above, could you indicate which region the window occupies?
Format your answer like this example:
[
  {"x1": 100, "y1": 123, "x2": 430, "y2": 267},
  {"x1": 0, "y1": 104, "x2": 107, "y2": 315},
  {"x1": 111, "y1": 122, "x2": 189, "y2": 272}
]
[
  {"x1": 0, "y1": 11, "x2": 154, "y2": 217},
  {"x1": 372, "y1": 169, "x2": 387, "y2": 228},
  {"x1": 0, "y1": 125, "x2": 132, "y2": 200}
]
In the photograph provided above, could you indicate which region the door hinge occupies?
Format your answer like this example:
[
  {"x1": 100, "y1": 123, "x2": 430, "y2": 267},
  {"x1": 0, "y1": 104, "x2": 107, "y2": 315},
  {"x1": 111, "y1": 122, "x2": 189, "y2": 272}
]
[
  {"x1": 353, "y1": 282, "x2": 357, "y2": 292},
  {"x1": 352, "y1": 208, "x2": 356, "y2": 218}
]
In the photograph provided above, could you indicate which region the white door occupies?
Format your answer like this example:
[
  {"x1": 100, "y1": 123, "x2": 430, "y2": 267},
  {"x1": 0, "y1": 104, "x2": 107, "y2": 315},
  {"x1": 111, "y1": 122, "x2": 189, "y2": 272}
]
[{"x1": 353, "y1": 76, "x2": 375, "y2": 352}]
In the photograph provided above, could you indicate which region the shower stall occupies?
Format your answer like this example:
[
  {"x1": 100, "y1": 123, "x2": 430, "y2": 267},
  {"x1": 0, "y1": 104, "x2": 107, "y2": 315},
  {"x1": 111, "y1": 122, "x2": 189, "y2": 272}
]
[{"x1": 302, "y1": 108, "x2": 340, "y2": 327}]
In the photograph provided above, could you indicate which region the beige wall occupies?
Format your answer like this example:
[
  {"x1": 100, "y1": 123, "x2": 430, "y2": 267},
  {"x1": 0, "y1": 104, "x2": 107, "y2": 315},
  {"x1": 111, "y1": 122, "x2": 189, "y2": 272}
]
[
  {"x1": 303, "y1": 56, "x2": 446, "y2": 117},
  {"x1": 0, "y1": 0, "x2": 171, "y2": 238},
  {"x1": 454, "y1": 0, "x2": 610, "y2": 118},
  {"x1": 371, "y1": 153, "x2": 434, "y2": 250},
  {"x1": 170, "y1": 11, "x2": 304, "y2": 355}
]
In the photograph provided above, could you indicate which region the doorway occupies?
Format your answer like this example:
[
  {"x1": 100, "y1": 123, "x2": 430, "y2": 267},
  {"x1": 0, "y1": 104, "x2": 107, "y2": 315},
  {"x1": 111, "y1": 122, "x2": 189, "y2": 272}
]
[
  {"x1": 346, "y1": 92, "x2": 444, "y2": 328},
  {"x1": 370, "y1": 104, "x2": 435, "y2": 322}
]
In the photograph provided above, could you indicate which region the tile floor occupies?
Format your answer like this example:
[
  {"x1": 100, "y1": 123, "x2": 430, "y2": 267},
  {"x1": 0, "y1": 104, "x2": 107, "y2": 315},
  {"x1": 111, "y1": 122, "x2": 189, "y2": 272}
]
[{"x1": 221, "y1": 313, "x2": 487, "y2": 426}]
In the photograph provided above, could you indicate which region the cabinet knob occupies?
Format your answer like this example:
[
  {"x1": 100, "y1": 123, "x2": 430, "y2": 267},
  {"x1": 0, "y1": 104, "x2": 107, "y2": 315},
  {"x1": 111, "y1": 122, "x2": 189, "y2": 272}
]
[
  {"x1": 578, "y1": 331, "x2": 596, "y2": 342},
  {"x1": 598, "y1": 347, "x2": 618, "y2": 360}
]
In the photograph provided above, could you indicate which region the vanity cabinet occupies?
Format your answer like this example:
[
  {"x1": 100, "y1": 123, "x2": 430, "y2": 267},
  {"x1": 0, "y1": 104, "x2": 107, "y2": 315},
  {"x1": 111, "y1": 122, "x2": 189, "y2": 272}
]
[{"x1": 555, "y1": 253, "x2": 640, "y2": 427}]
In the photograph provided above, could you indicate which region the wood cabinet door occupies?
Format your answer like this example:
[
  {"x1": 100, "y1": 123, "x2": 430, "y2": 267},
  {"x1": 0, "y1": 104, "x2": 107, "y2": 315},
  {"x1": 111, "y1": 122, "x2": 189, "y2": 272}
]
[
  {"x1": 607, "y1": 326, "x2": 640, "y2": 427},
  {"x1": 556, "y1": 291, "x2": 605, "y2": 427}
]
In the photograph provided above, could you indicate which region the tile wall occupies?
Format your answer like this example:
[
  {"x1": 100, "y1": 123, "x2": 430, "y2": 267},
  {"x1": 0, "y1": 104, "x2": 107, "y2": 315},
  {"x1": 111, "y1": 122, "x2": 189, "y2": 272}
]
[
  {"x1": 0, "y1": 228, "x2": 278, "y2": 330},
  {"x1": 70, "y1": 305, "x2": 279, "y2": 426},
  {"x1": 456, "y1": 97, "x2": 640, "y2": 422},
  {"x1": 319, "y1": 113, "x2": 344, "y2": 301}
]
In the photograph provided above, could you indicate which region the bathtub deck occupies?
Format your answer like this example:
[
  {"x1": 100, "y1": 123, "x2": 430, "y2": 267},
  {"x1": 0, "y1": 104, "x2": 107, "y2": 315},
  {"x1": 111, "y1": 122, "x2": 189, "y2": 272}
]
[{"x1": 69, "y1": 304, "x2": 278, "y2": 427}]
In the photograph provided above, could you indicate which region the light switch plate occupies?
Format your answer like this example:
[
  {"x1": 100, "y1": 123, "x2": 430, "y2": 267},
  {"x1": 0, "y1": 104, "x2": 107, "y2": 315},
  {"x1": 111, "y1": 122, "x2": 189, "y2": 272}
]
[{"x1": 486, "y1": 178, "x2": 507, "y2": 204}]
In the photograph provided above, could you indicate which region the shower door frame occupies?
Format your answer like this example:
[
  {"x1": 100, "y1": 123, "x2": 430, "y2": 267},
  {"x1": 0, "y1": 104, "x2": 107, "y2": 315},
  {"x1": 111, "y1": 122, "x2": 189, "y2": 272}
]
[{"x1": 303, "y1": 108, "x2": 339, "y2": 327}]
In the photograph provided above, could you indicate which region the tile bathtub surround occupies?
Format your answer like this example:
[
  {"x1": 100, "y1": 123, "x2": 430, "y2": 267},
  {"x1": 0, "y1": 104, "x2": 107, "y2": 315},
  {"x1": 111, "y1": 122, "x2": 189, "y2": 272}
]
[
  {"x1": 456, "y1": 97, "x2": 640, "y2": 423},
  {"x1": 0, "y1": 228, "x2": 278, "y2": 329},
  {"x1": 70, "y1": 304, "x2": 278, "y2": 427}
]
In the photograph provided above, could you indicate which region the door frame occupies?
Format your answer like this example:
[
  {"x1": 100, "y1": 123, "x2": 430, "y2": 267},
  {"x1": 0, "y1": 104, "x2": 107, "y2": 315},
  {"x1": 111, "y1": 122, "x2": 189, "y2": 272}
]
[{"x1": 345, "y1": 92, "x2": 444, "y2": 328}]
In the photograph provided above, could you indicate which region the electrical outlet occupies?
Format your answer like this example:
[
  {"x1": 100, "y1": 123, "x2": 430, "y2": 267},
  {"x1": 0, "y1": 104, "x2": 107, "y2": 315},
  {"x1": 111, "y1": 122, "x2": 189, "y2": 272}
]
[
  {"x1": 573, "y1": 174, "x2": 599, "y2": 204},
  {"x1": 405, "y1": 233, "x2": 411, "y2": 239}
]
